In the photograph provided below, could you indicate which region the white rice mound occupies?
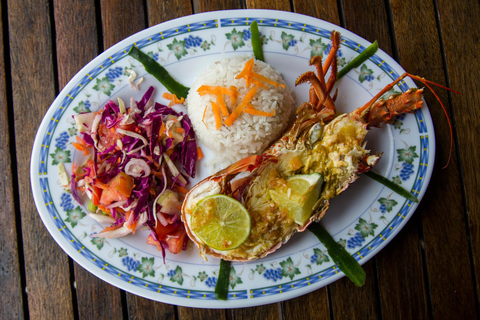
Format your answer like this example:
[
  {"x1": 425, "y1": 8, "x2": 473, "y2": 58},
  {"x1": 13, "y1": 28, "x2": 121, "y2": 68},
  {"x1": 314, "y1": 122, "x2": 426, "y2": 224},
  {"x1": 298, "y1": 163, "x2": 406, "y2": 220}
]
[{"x1": 186, "y1": 55, "x2": 295, "y2": 170}]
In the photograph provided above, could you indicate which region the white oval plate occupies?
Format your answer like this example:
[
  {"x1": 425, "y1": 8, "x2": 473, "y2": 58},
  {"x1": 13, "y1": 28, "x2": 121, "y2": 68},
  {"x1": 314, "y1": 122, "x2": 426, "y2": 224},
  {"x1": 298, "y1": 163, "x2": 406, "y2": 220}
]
[{"x1": 31, "y1": 9, "x2": 434, "y2": 308}]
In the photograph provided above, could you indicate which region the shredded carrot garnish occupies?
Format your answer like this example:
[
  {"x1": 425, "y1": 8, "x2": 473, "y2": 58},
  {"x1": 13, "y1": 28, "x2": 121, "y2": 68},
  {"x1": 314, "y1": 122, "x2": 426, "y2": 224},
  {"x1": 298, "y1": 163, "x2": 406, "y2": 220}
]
[
  {"x1": 225, "y1": 87, "x2": 257, "y2": 126},
  {"x1": 153, "y1": 171, "x2": 163, "y2": 179},
  {"x1": 71, "y1": 142, "x2": 89, "y2": 156},
  {"x1": 176, "y1": 186, "x2": 188, "y2": 194},
  {"x1": 235, "y1": 58, "x2": 254, "y2": 80},
  {"x1": 201, "y1": 106, "x2": 209, "y2": 129},
  {"x1": 162, "y1": 92, "x2": 185, "y2": 107},
  {"x1": 175, "y1": 127, "x2": 185, "y2": 134},
  {"x1": 210, "y1": 101, "x2": 222, "y2": 130},
  {"x1": 244, "y1": 104, "x2": 276, "y2": 117},
  {"x1": 101, "y1": 224, "x2": 123, "y2": 233},
  {"x1": 230, "y1": 86, "x2": 238, "y2": 106},
  {"x1": 197, "y1": 85, "x2": 233, "y2": 95},
  {"x1": 76, "y1": 135, "x2": 88, "y2": 147},
  {"x1": 235, "y1": 58, "x2": 285, "y2": 88},
  {"x1": 251, "y1": 72, "x2": 285, "y2": 88},
  {"x1": 97, "y1": 204, "x2": 111, "y2": 215},
  {"x1": 196, "y1": 59, "x2": 283, "y2": 130},
  {"x1": 197, "y1": 85, "x2": 233, "y2": 117},
  {"x1": 197, "y1": 146, "x2": 204, "y2": 159},
  {"x1": 158, "y1": 122, "x2": 166, "y2": 139},
  {"x1": 94, "y1": 181, "x2": 109, "y2": 190},
  {"x1": 149, "y1": 187, "x2": 156, "y2": 195}
]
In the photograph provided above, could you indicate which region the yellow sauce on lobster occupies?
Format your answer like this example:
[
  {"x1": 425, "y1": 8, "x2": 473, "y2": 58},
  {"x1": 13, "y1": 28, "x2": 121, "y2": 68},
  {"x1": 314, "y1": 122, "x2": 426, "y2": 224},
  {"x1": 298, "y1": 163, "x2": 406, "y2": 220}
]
[{"x1": 201, "y1": 115, "x2": 369, "y2": 260}]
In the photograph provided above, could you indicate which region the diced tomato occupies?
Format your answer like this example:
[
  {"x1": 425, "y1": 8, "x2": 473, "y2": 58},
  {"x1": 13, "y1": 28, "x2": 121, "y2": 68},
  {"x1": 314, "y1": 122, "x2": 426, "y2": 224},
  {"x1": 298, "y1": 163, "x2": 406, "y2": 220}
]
[
  {"x1": 91, "y1": 185, "x2": 102, "y2": 206},
  {"x1": 163, "y1": 226, "x2": 187, "y2": 254},
  {"x1": 147, "y1": 218, "x2": 188, "y2": 254},
  {"x1": 98, "y1": 122, "x2": 136, "y2": 150},
  {"x1": 98, "y1": 124, "x2": 120, "y2": 150},
  {"x1": 99, "y1": 172, "x2": 134, "y2": 206}
]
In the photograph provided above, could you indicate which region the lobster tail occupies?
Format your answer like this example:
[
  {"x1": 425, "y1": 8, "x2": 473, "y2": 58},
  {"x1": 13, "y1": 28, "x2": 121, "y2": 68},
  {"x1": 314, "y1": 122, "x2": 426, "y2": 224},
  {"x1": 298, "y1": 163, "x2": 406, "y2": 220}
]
[{"x1": 350, "y1": 88, "x2": 424, "y2": 128}]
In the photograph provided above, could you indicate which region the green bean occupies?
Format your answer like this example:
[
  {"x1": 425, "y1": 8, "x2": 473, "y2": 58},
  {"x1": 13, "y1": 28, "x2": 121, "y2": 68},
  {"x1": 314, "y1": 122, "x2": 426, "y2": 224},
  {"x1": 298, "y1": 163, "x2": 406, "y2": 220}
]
[
  {"x1": 127, "y1": 46, "x2": 190, "y2": 99},
  {"x1": 337, "y1": 41, "x2": 378, "y2": 80},
  {"x1": 364, "y1": 171, "x2": 419, "y2": 203},
  {"x1": 250, "y1": 21, "x2": 265, "y2": 62},
  {"x1": 308, "y1": 223, "x2": 366, "y2": 286},
  {"x1": 215, "y1": 259, "x2": 231, "y2": 300}
]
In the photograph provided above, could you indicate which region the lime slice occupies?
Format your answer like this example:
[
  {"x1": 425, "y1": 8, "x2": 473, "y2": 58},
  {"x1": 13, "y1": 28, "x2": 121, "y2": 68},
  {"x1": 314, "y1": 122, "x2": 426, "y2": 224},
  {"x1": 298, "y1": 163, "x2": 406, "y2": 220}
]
[
  {"x1": 269, "y1": 173, "x2": 323, "y2": 225},
  {"x1": 190, "y1": 195, "x2": 251, "y2": 251}
]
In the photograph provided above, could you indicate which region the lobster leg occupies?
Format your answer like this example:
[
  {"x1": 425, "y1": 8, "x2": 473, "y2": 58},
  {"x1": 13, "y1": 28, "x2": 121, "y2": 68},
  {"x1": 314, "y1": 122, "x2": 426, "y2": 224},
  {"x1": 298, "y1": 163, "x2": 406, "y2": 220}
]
[
  {"x1": 322, "y1": 31, "x2": 341, "y2": 76},
  {"x1": 308, "y1": 56, "x2": 326, "y2": 107},
  {"x1": 296, "y1": 71, "x2": 336, "y2": 120},
  {"x1": 325, "y1": 31, "x2": 341, "y2": 94}
]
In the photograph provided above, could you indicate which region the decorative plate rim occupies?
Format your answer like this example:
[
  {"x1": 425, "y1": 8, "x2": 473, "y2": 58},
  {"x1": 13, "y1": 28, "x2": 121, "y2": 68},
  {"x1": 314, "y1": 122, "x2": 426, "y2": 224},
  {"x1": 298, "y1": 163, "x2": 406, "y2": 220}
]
[{"x1": 30, "y1": 9, "x2": 435, "y2": 308}]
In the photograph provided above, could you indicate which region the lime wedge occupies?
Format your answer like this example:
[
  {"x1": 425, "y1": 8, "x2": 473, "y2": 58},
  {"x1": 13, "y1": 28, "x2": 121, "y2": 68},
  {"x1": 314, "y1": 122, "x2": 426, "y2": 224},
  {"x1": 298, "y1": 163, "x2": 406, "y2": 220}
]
[
  {"x1": 269, "y1": 173, "x2": 323, "y2": 225},
  {"x1": 190, "y1": 195, "x2": 251, "y2": 251}
]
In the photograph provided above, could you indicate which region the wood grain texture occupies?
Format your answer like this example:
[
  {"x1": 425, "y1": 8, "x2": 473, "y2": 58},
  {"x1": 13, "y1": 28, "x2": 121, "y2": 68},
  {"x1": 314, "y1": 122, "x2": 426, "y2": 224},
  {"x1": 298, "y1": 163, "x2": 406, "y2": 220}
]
[
  {"x1": 376, "y1": 216, "x2": 428, "y2": 319},
  {"x1": 283, "y1": 289, "x2": 330, "y2": 320},
  {"x1": 390, "y1": 0, "x2": 476, "y2": 318},
  {"x1": 341, "y1": 0, "x2": 393, "y2": 54},
  {"x1": 230, "y1": 303, "x2": 279, "y2": 320},
  {"x1": 126, "y1": 295, "x2": 176, "y2": 320},
  {"x1": 7, "y1": 0, "x2": 74, "y2": 318},
  {"x1": 246, "y1": 0, "x2": 291, "y2": 11},
  {"x1": 0, "y1": 1, "x2": 24, "y2": 318},
  {"x1": 53, "y1": 1, "x2": 125, "y2": 318},
  {"x1": 197, "y1": 0, "x2": 245, "y2": 12},
  {"x1": 100, "y1": 0, "x2": 146, "y2": 50},
  {"x1": 292, "y1": 0, "x2": 340, "y2": 25},
  {"x1": 436, "y1": 0, "x2": 480, "y2": 311},
  {"x1": 178, "y1": 307, "x2": 228, "y2": 320},
  {"x1": 342, "y1": 1, "x2": 428, "y2": 318},
  {"x1": 146, "y1": 0, "x2": 193, "y2": 26},
  {"x1": 329, "y1": 260, "x2": 381, "y2": 319}
]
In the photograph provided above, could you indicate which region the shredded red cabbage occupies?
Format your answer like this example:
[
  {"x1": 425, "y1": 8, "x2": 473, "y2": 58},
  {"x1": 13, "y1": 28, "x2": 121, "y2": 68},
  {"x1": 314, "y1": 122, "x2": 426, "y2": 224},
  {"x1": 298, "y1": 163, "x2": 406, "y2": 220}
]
[{"x1": 69, "y1": 86, "x2": 197, "y2": 258}]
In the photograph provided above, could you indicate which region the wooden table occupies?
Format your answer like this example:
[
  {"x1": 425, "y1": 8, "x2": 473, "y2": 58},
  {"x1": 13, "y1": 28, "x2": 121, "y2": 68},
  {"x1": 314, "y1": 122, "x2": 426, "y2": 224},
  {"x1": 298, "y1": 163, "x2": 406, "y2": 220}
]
[{"x1": 2, "y1": 0, "x2": 479, "y2": 318}]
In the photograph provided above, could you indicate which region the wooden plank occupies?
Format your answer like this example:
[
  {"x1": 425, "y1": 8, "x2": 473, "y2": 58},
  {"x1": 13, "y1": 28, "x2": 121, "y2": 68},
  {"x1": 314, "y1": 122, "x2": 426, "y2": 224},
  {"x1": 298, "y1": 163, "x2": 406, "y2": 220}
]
[
  {"x1": 283, "y1": 290, "x2": 330, "y2": 320},
  {"x1": 7, "y1": 0, "x2": 74, "y2": 318},
  {"x1": 389, "y1": 0, "x2": 476, "y2": 318},
  {"x1": 330, "y1": 260, "x2": 380, "y2": 319},
  {"x1": 437, "y1": 0, "x2": 480, "y2": 302},
  {"x1": 0, "y1": 0, "x2": 24, "y2": 317},
  {"x1": 178, "y1": 307, "x2": 227, "y2": 320},
  {"x1": 146, "y1": 0, "x2": 193, "y2": 25},
  {"x1": 292, "y1": 0, "x2": 341, "y2": 25},
  {"x1": 245, "y1": 0, "x2": 290, "y2": 11},
  {"x1": 341, "y1": 1, "x2": 428, "y2": 318},
  {"x1": 341, "y1": 0, "x2": 393, "y2": 53},
  {"x1": 100, "y1": 0, "x2": 146, "y2": 50},
  {"x1": 376, "y1": 216, "x2": 428, "y2": 319},
  {"x1": 126, "y1": 295, "x2": 177, "y2": 320},
  {"x1": 53, "y1": 1, "x2": 125, "y2": 317},
  {"x1": 432, "y1": 0, "x2": 480, "y2": 314},
  {"x1": 232, "y1": 303, "x2": 278, "y2": 320},
  {"x1": 197, "y1": 0, "x2": 245, "y2": 12}
]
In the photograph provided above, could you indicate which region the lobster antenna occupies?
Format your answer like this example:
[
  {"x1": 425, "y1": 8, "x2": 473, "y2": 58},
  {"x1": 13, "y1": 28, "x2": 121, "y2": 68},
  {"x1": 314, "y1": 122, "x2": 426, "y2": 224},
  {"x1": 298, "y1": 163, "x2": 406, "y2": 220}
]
[{"x1": 407, "y1": 74, "x2": 459, "y2": 169}]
